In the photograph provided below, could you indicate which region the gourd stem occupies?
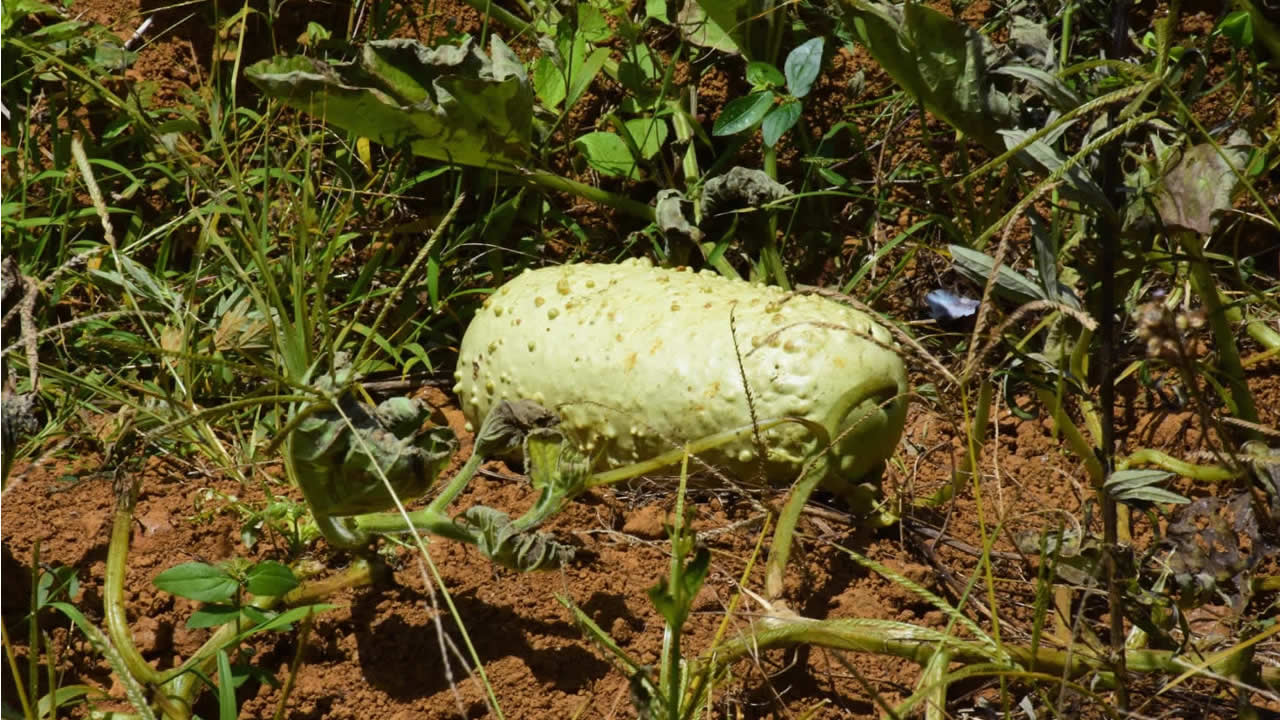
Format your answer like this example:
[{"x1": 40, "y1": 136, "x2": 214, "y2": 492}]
[
  {"x1": 352, "y1": 507, "x2": 477, "y2": 544},
  {"x1": 425, "y1": 452, "x2": 486, "y2": 515}
]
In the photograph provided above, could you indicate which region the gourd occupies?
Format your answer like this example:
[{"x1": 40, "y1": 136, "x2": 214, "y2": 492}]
[{"x1": 454, "y1": 258, "x2": 908, "y2": 490}]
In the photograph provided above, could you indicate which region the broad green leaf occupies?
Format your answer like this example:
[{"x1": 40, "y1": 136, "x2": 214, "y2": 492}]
[
  {"x1": 784, "y1": 37, "x2": 824, "y2": 98},
  {"x1": 239, "y1": 604, "x2": 339, "y2": 635},
  {"x1": 646, "y1": 0, "x2": 669, "y2": 23},
  {"x1": 761, "y1": 100, "x2": 802, "y2": 147},
  {"x1": 567, "y1": 46, "x2": 610, "y2": 110},
  {"x1": 458, "y1": 505, "x2": 576, "y2": 571},
  {"x1": 154, "y1": 562, "x2": 238, "y2": 603},
  {"x1": 623, "y1": 117, "x2": 669, "y2": 159},
  {"x1": 837, "y1": 2, "x2": 1007, "y2": 152},
  {"x1": 713, "y1": 91, "x2": 774, "y2": 135},
  {"x1": 36, "y1": 685, "x2": 102, "y2": 719},
  {"x1": 523, "y1": 428, "x2": 590, "y2": 501},
  {"x1": 575, "y1": 131, "x2": 637, "y2": 177},
  {"x1": 1026, "y1": 209, "x2": 1059, "y2": 304},
  {"x1": 1107, "y1": 469, "x2": 1174, "y2": 491},
  {"x1": 578, "y1": 4, "x2": 611, "y2": 43},
  {"x1": 676, "y1": 0, "x2": 742, "y2": 54},
  {"x1": 290, "y1": 395, "x2": 457, "y2": 517},
  {"x1": 647, "y1": 547, "x2": 709, "y2": 628},
  {"x1": 92, "y1": 41, "x2": 137, "y2": 72},
  {"x1": 619, "y1": 44, "x2": 662, "y2": 101},
  {"x1": 2, "y1": 0, "x2": 60, "y2": 33},
  {"x1": 532, "y1": 55, "x2": 566, "y2": 109},
  {"x1": 246, "y1": 36, "x2": 533, "y2": 171},
  {"x1": 746, "y1": 61, "x2": 784, "y2": 88},
  {"x1": 244, "y1": 561, "x2": 299, "y2": 597}
]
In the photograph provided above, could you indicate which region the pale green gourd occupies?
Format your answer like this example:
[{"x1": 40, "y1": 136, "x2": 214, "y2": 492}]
[{"x1": 454, "y1": 258, "x2": 908, "y2": 490}]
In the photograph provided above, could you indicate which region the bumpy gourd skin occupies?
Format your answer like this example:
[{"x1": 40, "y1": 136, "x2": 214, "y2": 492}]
[{"x1": 454, "y1": 258, "x2": 908, "y2": 488}]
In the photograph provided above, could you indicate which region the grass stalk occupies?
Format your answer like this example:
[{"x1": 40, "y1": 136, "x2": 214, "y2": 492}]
[{"x1": 1175, "y1": 230, "x2": 1260, "y2": 432}]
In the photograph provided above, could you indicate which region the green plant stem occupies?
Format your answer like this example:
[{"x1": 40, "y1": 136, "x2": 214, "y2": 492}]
[
  {"x1": 760, "y1": 145, "x2": 789, "y2": 289},
  {"x1": 664, "y1": 454, "x2": 692, "y2": 717},
  {"x1": 1, "y1": 621, "x2": 34, "y2": 720},
  {"x1": 109, "y1": 474, "x2": 377, "y2": 719},
  {"x1": 1035, "y1": 389, "x2": 1104, "y2": 484},
  {"x1": 1176, "y1": 230, "x2": 1260, "y2": 432},
  {"x1": 694, "y1": 617, "x2": 1280, "y2": 692},
  {"x1": 764, "y1": 452, "x2": 829, "y2": 601},
  {"x1": 426, "y1": 450, "x2": 486, "y2": 515},
  {"x1": 105, "y1": 481, "x2": 165, "y2": 689},
  {"x1": 351, "y1": 507, "x2": 477, "y2": 544},
  {"x1": 1117, "y1": 449, "x2": 1241, "y2": 482},
  {"x1": 516, "y1": 170, "x2": 654, "y2": 221}
]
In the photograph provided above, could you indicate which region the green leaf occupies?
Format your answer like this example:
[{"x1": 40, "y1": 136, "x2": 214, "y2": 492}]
[
  {"x1": 622, "y1": 117, "x2": 669, "y2": 159},
  {"x1": 746, "y1": 61, "x2": 784, "y2": 88},
  {"x1": 575, "y1": 131, "x2": 638, "y2": 177},
  {"x1": 948, "y1": 244, "x2": 1048, "y2": 306},
  {"x1": 784, "y1": 37, "x2": 824, "y2": 98},
  {"x1": 532, "y1": 56, "x2": 566, "y2": 109},
  {"x1": 217, "y1": 649, "x2": 236, "y2": 720},
  {"x1": 990, "y1": 65, "x2": 1079, "y2": 110},
  {"x1": 713, "y1": 91, "x2": 774, "y2": 136},
  {"x1": 154, "y1": 562, "x2": 238, "y2": 603},
  {"x1": 620, "y1": 42, "x2": 661, "y2": 86},
  {"x1": 186, "y1": 603, "x2": 242, "y2": 629},
  {"x1": 1105, "y1": 469, "x2": 1189, "y2": 505},
  {"x1": 761, "y1": 100, "x2": 802, "y2": 147},
  {"x1": 289, "y1": 395, "x2": 457, "y2": 518},
  {"x1": 567, "y1": 46, "x2": 610, "y2": 110},
  {"x1": 1215, "y1": 11, "x2": 1253, "y2": 48},
  {"x1": 838, "y1": 3, "x2": 1007, "y2": 152},
  {"x1": 2, "y1": 0, "x2": 60, "y2": 33},
  {"x1": 999, "y1": 128, "x2": 1108, "y2": 209},
  {"x1": 645, "y1": 0, "x2": 669, "y2": 23},
  {"x1": 36, "y1": 685, "x2": 103, "y2": 719},
  {"x1": 578, "y1": 4, "x2": 612, "y2": 43},
  {"x1": 92, "y1": 41, "x2": 138, "y2": 72},
  {"x1": 244, "y1": 561, "x2": 299, "y2": 597},
  {"x1": 676, "y1": 0, "x2": 747, "y2": 54},
  {"x1": 646, "y1": 547, "x2": 709, "y2": 628},
  {"x1": 523, "y1": 428, "x2": 591, "y2": 501},
  {"x1": 246, "y1": 36, "x2": 534, "y2": 171},
  {"x1": 237, "y1": 604, "x2": 339, "y2": 636}
]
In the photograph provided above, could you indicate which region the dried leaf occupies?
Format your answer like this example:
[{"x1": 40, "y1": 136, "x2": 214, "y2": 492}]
[{"x1": 1154, "y1": 131, "x2": 1252, "y2": 235}]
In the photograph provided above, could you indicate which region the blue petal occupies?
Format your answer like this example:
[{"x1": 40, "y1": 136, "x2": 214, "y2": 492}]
[{"x1": 925, "y1": 289, "x2": 980, "y2": 321}]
